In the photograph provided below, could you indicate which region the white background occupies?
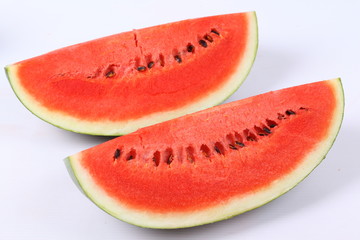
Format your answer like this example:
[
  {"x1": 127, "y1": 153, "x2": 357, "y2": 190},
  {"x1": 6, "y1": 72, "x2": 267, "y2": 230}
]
[{"x1": 1, "y1": 0, "x2": 359, "y2": 239}]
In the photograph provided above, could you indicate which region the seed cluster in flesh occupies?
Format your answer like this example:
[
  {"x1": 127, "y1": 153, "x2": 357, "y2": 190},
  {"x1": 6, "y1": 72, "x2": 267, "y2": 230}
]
[
  {"x1": 112, "y1": 107, "x2": 308, "y2": 166},
  {"x1": 100, "y1": 28, "x2": 222, "y2": 78}
]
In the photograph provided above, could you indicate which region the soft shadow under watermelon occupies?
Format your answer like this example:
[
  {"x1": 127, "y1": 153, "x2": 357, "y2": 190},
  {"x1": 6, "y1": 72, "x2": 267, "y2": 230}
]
[{"x1": 55, "y1": 127, "x2": 116, "y2": 148}]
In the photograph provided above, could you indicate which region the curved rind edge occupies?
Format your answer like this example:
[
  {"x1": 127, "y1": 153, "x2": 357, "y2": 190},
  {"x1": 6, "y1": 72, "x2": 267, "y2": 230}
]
[
  {"x1": 5, "y1": 12, "x2": 258, "y2": 136},
  {"x1": 215, "y1": 11, "x2": 258, "y2": 105},
  {"x1": 66, "y1": 78, "x2": 344, "y2": 229},
  {"x1": 64, "y1": 157, "x2": 86, "y2": 196}
]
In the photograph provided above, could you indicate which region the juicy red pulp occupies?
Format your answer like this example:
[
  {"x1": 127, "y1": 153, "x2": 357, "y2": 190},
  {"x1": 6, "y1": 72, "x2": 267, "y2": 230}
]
[
  {"x1": 79, "y1": 80, "x2": 337, "y2": 213},
  {"x1": 16, "y1": 13, "x2": 251, "y2": 121}
]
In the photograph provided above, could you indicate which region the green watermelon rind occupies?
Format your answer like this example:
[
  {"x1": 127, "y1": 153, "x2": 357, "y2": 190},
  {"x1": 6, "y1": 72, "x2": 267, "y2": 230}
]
[
  {"x1": 64, "y1": 78, "x2": 344, "y2": 229},
  {"x1": 214, "y1": 11, "x2": 258, "y2": 105},
  {"x1": 5, "y1": 12, "x2": 258, "y2": 136},
  {"x1": 64, "y1": 157, "x2": 86, "y2": 196},
  {"x1": 65, "y1": 156, "x2": 124, "y2": 219}
]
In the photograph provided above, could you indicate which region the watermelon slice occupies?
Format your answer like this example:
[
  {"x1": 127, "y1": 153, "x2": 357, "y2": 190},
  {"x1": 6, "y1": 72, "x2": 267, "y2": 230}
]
[
  {"x1": 5, "y1": 12, "x2": 258, "y2": 136},
  {"x1": 65, "y1": 78, "x2": 344, "y2": 229}
]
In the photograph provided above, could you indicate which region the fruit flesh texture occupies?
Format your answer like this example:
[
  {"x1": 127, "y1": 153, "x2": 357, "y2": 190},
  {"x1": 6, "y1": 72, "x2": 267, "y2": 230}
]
[
  {"x1": 74, "y1": 79, "x2": 340, "y2": 213},
  {"x1": 11, "y1": 12, "x2": 251, "y2": 122}
]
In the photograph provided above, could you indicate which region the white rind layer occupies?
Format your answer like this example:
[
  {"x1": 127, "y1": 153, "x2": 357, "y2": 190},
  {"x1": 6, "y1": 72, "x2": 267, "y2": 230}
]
[
  {"x1": 6, "y1": 12, "x2": 258, "y2": 136},
  {"x1": 65, "y1": 78, "x2": 344, "y2": 229}
]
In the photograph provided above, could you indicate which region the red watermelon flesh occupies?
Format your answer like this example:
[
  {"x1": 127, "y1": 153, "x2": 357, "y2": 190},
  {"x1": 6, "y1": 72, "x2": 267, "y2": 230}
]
[
  {"x1": 65, "y1": 78, "x2": 344, "y2": 228},
  {"x1": 5, "y1": 12, "x2": 258, "y2": 135}
]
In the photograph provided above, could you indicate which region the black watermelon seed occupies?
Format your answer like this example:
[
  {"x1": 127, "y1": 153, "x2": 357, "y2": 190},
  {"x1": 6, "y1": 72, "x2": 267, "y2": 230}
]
[
  {"x1": 254, "y1": 125, "x2": 268, "y2": 136},
  {"x1": 137, "y1": 66, "x2": 147, "y2": 72},
  {"x1": 263, "y1": 127, "x2": 272, "y2": 134},
  {"x1": 235, "y1": 141, "x2": 245, "y2": 147},
  {"x1": 187, "y1": 44, "x2": 195, "y2": 53},
  {"x1": 113, "y1": 149, "x2": 121, "y2": 160},
  {"x1": 204, "y1": 34, "x2": 214, "y2": 42},
  {"x1": 174, "y1": 55, "x2": 182, "y2": 63},
  {"x1": 127, "y1": 155, "x2": 134, "y2": 161},
  {"x1": 199, "y1": 39, "x2": 208, "y2": 48},
  {"x1": 105, "y1": 71, "x2": 115, "y2": 78},
  {"x1": 247, "y1": 136, "x2": 256, "y2": 141},
  {"x1": 211, "y1": 29, "x2": 220, "y2": 35},
  {"x1": 167, "y1": 154, "x2": 174, "y2": 165},
  {"x1": 266, "y1": 119, "x2": 278, "y2": 128},
  {"x1": 214, "y1": 146, "x2": 221, "y2": 154},
  {"x1": 147, "y1": 61, "x2": 154, "y2": 69},
  {"x1": 285, "y1": 110, "x2": 296, "y2": 115},
  {"x1": 229, "y1": 144, "x2": 238, "y2": 150}
]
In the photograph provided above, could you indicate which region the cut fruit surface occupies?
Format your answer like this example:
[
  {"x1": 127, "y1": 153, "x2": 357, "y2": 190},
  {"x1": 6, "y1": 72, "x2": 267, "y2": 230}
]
[
  {"x1": 65, "y1": 78, "x2": 344, "y2": 229},
  {"x1": 5, "y1": 12, "x2": 258, "y2": 135}
]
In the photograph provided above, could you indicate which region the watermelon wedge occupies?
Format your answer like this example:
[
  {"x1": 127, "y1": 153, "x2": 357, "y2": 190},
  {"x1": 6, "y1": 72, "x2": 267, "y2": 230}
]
[
  {"x1": 65, "y1": 78, "x2": 344, "y2": 229},
  {"x1": 5, "y1": 12, "x2": 258, "y2": 136}
]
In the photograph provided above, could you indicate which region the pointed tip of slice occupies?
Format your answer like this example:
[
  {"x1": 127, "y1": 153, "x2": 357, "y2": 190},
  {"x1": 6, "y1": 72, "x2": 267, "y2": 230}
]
[
  {"x1": 4, "y1": 64, "x2": 14, "y2": 84},
  {"x1": 64, "y1": 156, "x2": 87, "y2": 196}
]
